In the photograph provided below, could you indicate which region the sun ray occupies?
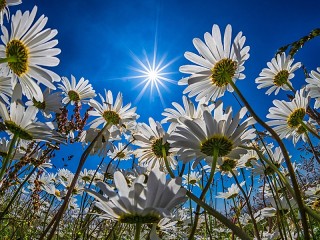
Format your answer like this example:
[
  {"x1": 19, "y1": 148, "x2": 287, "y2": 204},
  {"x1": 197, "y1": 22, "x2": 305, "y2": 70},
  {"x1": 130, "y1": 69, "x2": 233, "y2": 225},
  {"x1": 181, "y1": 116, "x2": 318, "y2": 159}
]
[{"x1": 128, "y1": 49, "x2": 178, "y2": 107}]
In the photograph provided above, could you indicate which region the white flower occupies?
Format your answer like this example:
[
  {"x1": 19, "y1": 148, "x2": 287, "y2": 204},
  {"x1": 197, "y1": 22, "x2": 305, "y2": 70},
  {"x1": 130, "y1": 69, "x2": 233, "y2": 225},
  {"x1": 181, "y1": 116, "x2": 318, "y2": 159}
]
[
  {"x1": 266, "y1": 88, "x2": 310, "y2": 144},
  {"x1": 0, "y1": 0, "x2": 22, "y2": 25},
  {"x1": 86, "y1": 167, "x2": 187, "y2": 223},
  {"x1": 0, "y1": 101, "x2": 63, "y2": 142},
  {"x1": 216, "y1": 181, "x2": 245, "y2": 199},
  {"x1": 0, "y1": 6, "x2": 61, "y2": 101},
  {"x1": 179, "y1": 24, "x2": 250, "y2": 102},
  {"x1": 255, "y1": 52, "x2": 301, "y2": 95},
  {"x1": 133, "y1": 117, "x2": 177, "y2": 170},
  {"x1": 182, "y1": 171, "x2": 202, "y2": 187},
  {"x1": 88, "y1": 89, "x2": 138, "y2": 130},
  {"x1": 169, "y1": 102, "x2": 256, "y2": 169},
  {"x1": 59, "y1": 75, "x2": 96, "y2": 105},
  {"x1": 0, "y1": 76, "x2": 12, "y2": 103},
  {"x1": 107, "y1": 142, "x2": 133, "y2": 161},
  {"x1": 306, "y1": 67, "x2": 320, "y2": 109},
  {"x1": 161, "y1": 95, "x2": 215, "y2": 132},
  {"x1": 26, "y1": 88, "x2": 62, "y2": 118}
]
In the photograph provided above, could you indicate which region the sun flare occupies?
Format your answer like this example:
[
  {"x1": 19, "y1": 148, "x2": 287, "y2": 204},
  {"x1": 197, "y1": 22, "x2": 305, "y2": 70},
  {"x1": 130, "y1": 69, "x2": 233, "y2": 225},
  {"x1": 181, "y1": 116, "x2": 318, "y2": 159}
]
[{"x1": 129, "y1": 48, "x2": 177, "y2": 106}]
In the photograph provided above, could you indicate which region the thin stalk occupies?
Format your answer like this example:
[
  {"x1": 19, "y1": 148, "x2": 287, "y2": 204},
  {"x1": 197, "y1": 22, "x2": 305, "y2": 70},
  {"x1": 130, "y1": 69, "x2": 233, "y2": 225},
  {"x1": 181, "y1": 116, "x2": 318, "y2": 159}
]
[
  {"x1": 40, "y1": 124, "x2": 110, "y2": 240},
  {"x1": 0, "y1": 134, "x2": 18, "y2": 181},
  {"x1": 301, "y1": 121, "x2": 320, "y2": 140},
  {"x1": 0, "y1": 56, "x2": 17, "y2": 64},
  {"x1": 134, "y1": 223, "x2": 142, "y2": 240},
  {"x1": 188, "y1": 149, "x2": 218, "y2": 240},
  {"x1": 229, "y1": 81, "x2": 310, "y2": 239},
  {"x1": 0, "y1": 166, "x2": 37, "y2": 219},
  {"x1": 231, "y1": 171, "x2": 261, "y2": 240}
]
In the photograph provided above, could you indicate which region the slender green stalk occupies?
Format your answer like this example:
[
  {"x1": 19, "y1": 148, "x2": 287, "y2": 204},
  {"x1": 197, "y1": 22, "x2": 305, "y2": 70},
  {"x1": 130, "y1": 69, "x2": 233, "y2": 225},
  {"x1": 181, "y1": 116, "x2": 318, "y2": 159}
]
[
  {"x1": 0, "y1": 166, "x2": 37, "y2": 219},
  {"x1": 188, "y1": 149, "x2": 218, "y2": 240},
  {"x1": 229, "y1": 80, "x2": 310, "y2": 239},
  {"x1": 231, "y1": 171, "x2": 261, "y2": 240},
  {"x1": 40, "y1": 124, "x2": 110, "y2": 240},
  {"x1": 0, "y1": 56, "x2": 17, "y2": 64},
  {"x1": 301, "y1": 121, "x2": 320, "y2": 140},
  {"x1": 134, "y1": 223, "x2": 142, "y2": 240},
  {"x1": 0, "y1": 134, "x2": 18, "y2": 182},
  {"x1": 186, "y1": 191, "x2": 251, "y2": 240}
]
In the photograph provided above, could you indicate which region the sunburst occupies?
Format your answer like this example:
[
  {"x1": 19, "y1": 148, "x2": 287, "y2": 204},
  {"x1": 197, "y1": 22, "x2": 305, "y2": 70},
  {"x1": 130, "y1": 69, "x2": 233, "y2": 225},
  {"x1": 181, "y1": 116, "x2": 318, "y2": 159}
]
[{"x1": 129, "y1": 47, "x2": 177, "y2": 106}]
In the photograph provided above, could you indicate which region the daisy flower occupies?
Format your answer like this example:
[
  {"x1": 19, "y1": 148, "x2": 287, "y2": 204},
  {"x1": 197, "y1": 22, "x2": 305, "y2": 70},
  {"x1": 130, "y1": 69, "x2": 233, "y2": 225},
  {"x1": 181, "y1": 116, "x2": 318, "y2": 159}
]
[
  {"x1": 108, "y1": 142, "x2": 133, "y2": 161},
  {"x1": 255, "y1": 52, "x2": 301, "y2": 95},
  {"x1": 58, "y1": 75, "x2": 96, "y2": 105},
  {"x1": 169, "y1": 102, "x2": 256, "y2": 169},
  {"x1": 86, "y1": 167, "x2": 187, "y2": 223},
  {"x1": 182, "y1": 171, "x2": 202, "y2": 187},
  {"x1": 0, "y1": 101, "x2": 63, "y2": 142},
  {"x1": 88, "y1": 89, "x2": 138, "y2": 130},
  {"x1": 266, "y1": 88, "x2": 311, "y2": 144},
  {"x1": 216, "y1": 181, "x2": 245, "y2": 199},
  {"x1": 161, "y1": 95, "x2": 215, "y2": 132},
  {"x1": 0, "y1": 76, "x2": 12, "y2": 103},
  {"x1": 179, "y1": 24, "x2": 250, "y2": 102},
  {"x1": 26, "y1": 88, "x2": 62, "y2": 118},
  {"x1": 133, "y1": 117, "x2": 177, "y2": 170},
  {"x1": 0, "y1": 0, "x2": 22, "y2": 25},
  {"x1": 0, "y1": 6, "x2": 61, "y2": 101},
  {"x1": 306, "y1": 67, "x2": 320, "y2": 109}
]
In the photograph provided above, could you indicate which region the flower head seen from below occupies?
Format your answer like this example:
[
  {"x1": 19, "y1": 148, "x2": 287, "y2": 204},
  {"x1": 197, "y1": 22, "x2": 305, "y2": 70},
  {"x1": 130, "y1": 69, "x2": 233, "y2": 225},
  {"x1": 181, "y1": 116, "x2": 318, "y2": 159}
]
[
  {"x1": 216, "y1": 181, "x2": 245, "y2": 199},
  {"x1": 0, "y1": 6, "x2": 61, "y2": 101},
  {"x1": 133, "y1": 117, "x2": 177, "y2": 171},
  {"x1": 86, "y1": 167, "x2": 187, "y2": 224},
  {"x1": 179, "y1": 24, "x2": 250, "y2": 102},
  {"x1": 169, "y1": 102, "x2": 256, "y2": 169},
  {"x1": 255, "y1": 52, "x2": 301, "y2": 95},
  {"x1": 0, "y1": 0, "x2": 22, "y2": 25},
  {"x1": 88, "y1": 89, "x2": 138, "y2": 130},
  {"x1": 58, "y1": 75, "x2": 96, "y2": 105},
  {"x1": 306, "y1": 67, "x2": 320, "y2": 109},
  {"x1": 0, "y1": 101, "x2": 63, "y2": 143},
  {"x1": 266, "y1": 88, "x2": 310, "y2": 144}
]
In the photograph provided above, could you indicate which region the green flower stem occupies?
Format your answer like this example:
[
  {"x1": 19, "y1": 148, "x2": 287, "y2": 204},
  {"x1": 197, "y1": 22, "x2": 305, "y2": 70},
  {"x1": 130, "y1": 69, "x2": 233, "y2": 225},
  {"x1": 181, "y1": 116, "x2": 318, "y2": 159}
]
[
  {"x1": 305, "y1": 205, "x2": 320, "y2": 222},
  {"x1": 300, "y1": 121, "x2": 320, "y2": 140},
  {"x1": 229, "y1": 80, "x2": 310, "y2": 239},
  {"x1": 134, "y1": 222, "x2": 142, "y2": 240},
  {"x1": 0, "y1": 56, "x2": 17, "y2": 64},
  {"x1": 0, "y1": 134, "x2": 18, "y2": 182},
  {"x1": 162, "y1": 146, "x2": 175, "y2": 178},
  {"x1": 40, "y1": 124, "x2": 110, "y2": 240},
  {"x1": 0, "y1": 166, "x2": 37, "y2": 220},
  {"x1": 305, "y1": 133, "x2": 320, "y2": 164},
  {"x1": 188, "y1": 149, "x2": 219, "y2": 240},
  {"x1": 162, "y1": 146, "x2": 250, "y2": 240},
  {"x1": 186, "y1": 190, "x2": 251, "y2": 240},
  {"x1": 285, "y1": 82, "x2": 295, "y2": 92}
]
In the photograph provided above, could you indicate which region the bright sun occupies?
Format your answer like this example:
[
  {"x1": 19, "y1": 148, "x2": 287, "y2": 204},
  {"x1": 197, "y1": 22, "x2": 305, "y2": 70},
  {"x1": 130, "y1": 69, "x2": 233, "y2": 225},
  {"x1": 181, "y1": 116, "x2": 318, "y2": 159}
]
[{"x1": 128, "y1": 47, "x2": 177, "y2": 106}]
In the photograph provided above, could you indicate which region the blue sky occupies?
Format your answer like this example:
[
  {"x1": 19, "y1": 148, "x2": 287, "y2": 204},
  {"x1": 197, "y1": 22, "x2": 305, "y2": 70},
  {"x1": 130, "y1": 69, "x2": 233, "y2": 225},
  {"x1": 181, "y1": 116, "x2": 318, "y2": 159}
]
[
  {"x1": 18, "y1": 0, "x2": 320, "y2": 122},
  {"x1": 12, "y1": 1, "x2": 320, "y2": 173}
]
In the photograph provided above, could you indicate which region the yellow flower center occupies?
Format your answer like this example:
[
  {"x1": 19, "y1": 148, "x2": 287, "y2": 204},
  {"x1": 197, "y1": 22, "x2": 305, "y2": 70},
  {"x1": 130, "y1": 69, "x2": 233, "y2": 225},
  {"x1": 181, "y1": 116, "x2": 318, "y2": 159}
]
[
  {"x1": 211, "y1": 58, "x2": 237, "y2": 87},
  {"x1": 219, "y1": 158, "x2": 237, "y2": 172},
  {"x1": 273, "y1": 70, "x2": 289, "y2": 87},
  {"x1": 102, "y1": 110, "x2": 120, "y2": 125},
  {"x1": 6, "y1": 39, "x2": 29, "y2": 76},
  {"x1": 32, "y1": 98, "x2": 46, "y2": 110},
  {"x1": 68, "y1": 90, "x2": 80, "y2": 102},
  {"x1": 120, "y1": 214, "x2": 160, "y2": 224},
  {"x1": 151, "y1": 138, "x2": 170, "y2": 158},
  {"x1": 0, "y1": 0, "x2": 6, "y2": 11},
  {"x1": 287, "y1": 108, "x2": 305, "y2": 128},
  {"x1": 200, "y1": 135, "x2": 233, "y2": 157}
]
